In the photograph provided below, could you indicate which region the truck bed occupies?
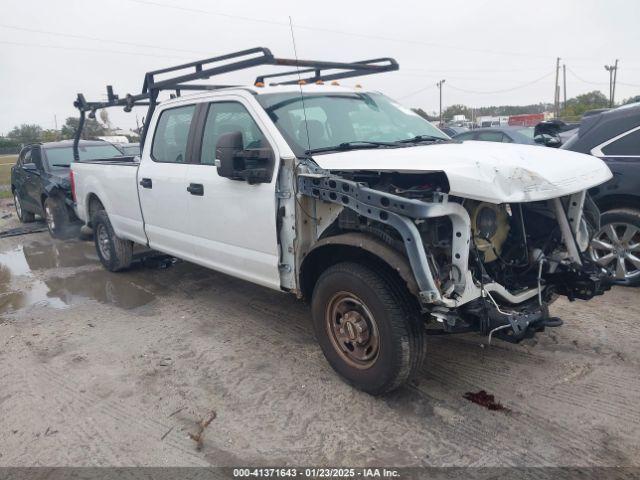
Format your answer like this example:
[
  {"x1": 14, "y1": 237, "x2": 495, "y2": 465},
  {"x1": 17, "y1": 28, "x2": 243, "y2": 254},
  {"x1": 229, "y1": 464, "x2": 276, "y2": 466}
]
[{"x1": 71, "y1": 160, "x2": 147, "y2": 245}]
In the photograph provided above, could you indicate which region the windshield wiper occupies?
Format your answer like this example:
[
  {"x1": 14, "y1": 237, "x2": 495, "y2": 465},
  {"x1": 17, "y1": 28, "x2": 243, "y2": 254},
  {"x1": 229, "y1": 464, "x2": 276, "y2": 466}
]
[
  {"x1": 305, "y1": 141, "x2": 398, "y2": 155},
  {"x1": 396, "y1": 135, "x2": 448, "y2": 144},
  {"x1": 51, "y1": 164, "x2": 71, "y2": 167}
]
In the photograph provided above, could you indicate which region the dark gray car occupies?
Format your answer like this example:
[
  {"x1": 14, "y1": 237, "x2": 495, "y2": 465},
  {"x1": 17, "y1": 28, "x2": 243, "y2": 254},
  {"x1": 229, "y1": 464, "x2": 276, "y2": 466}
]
[{"x1": 453, "y1": 126, "x2": 537, "y2": 145}]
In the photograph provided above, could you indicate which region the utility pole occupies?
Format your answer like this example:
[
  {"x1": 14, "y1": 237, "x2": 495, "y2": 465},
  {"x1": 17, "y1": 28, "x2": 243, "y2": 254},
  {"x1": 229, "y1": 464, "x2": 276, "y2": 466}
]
[
  {"x1": 553, "y1": 57, "x2": 561, "y2": 118},
  {"x1": 437, "y1": 79, "x2": 446, "y2": 126},
  {"x1": 605, "y1": 60, "x2": 619, "y2": 107},
  {"x1": 562, "y1": 64, "x2": 567, "y2": 112},
  {"x1": 612, "y1": 59, "x2": 619, "y2": 107}
]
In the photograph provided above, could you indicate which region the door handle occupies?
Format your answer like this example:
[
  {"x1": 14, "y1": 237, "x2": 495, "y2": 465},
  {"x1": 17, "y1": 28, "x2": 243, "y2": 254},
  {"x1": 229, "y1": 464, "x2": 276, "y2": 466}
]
[
  {"x1": 187, "y1": 183, "x2": 204, "y2": 196},
  {"x1": 139, "y1": 178, "x2": 152, "y2": 188}
]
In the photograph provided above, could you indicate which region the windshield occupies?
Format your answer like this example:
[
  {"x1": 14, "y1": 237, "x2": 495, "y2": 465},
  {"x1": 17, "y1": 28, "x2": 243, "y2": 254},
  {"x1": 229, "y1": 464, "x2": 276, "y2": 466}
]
[
  {"x1": 256, "y1": 92, "x2": 449, "y2": 155},
  {"x1": 120, "y1": 144, "x2": 141, "y2": 155},
  {"x1": 44, "y1": 144, "x2": 123, "y2": 167},
  {"x1": 516, "y1": 127, "x2": 534, "y2": 139}
]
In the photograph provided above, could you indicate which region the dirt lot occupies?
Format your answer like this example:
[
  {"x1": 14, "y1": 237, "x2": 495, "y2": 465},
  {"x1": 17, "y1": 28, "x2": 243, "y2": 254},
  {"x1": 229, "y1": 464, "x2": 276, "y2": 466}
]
[{"x1": 1, "y1": 197, "x2": 639, "y2": 468}]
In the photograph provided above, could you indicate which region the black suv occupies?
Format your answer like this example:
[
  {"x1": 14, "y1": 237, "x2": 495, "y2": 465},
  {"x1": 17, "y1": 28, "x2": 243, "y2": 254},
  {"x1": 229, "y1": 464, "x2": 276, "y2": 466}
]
[
  {"x1": 11, "y1": 140, "x2": 123, "y2": 238},
  {"x1": 561, "y1": 102, "x2": 640, "y2": 285}
]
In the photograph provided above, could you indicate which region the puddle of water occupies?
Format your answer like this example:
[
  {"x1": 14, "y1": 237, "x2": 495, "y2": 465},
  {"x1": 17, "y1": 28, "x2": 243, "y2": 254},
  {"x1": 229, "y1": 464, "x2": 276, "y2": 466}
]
[
  {"x1": 0, "y1": 242, "x2": 159, "y2": 314},
  {"x1": 22, "y1": 240, "x2": 99, "y2": 270}
]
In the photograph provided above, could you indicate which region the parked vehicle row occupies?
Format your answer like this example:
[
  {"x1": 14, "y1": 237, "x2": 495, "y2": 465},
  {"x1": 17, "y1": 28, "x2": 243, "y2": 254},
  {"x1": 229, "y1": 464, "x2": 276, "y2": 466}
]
[
  {"x1": 10, "y1": 140, "x2": 125, "y2": 238},
  {"x1": 451, "y1": 102, "x2": 640, "y2": 284},
  {"x1": 10, "y1": 48, "x2": 619, "y2": 394}
]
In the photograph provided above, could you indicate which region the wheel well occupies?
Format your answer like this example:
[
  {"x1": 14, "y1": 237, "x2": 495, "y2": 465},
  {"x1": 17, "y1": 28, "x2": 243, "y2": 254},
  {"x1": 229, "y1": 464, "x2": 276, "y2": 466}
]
[
  {"x1": 596, "y1": 194, "x2": 640, "y2": 214},
  {"x1": 299, "y1": 235, "x2": 419, "y2": 304},
  {"x1": 87, "y1": 194, "x2": 105, "y2": 225}
]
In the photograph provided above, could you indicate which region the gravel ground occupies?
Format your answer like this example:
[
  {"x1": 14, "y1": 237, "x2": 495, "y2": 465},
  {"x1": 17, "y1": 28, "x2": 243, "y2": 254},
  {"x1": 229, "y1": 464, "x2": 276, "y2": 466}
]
[{"x1": 0, "y1": 197, "x2": 639, "y2": 468}]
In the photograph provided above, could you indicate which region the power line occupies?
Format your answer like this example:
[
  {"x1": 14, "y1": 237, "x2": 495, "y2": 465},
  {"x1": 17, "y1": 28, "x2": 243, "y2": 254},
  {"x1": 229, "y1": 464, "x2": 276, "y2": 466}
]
[
  {"x1": 566, "y1": 67, "x2": 609, "y2": 86},
  {"x1": 567, "y1": 66, "x2": 640, "y2": 88},
  {"x1": 127, "y1": 0, "x2": 557, "y2": 60},
  {"x1": 446, "y1": 71, "x2": 555, "y2": 95},
  {"x1": 398, "y1": 84, "x2": 437, "y2": 100},
  {"x1": 0, "y1": 39, "x2": 190, "y2": 60},
  {"x1": 0, "y1": 23, "x2": 209, "y2": 55}
]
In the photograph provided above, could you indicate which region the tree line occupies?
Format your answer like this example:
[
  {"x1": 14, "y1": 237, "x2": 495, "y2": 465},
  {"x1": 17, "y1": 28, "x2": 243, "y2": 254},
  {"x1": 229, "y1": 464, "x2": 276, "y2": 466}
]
[
  {"x1": 412, "y1": 90, "x2": 639, "y2": 123},
  {"x1": 0, "y1": 116, "x2": 111, "y2": 148}
]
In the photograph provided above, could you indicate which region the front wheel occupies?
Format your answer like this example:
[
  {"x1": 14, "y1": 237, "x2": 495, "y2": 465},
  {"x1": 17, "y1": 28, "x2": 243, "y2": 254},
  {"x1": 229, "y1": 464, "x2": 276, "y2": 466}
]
[
  {"x1": 93, "y1": 209, "x2": 133, "y2": 272},
  {"x1": 590, "y1": 209, "x2": 640, "y2": 286},
  {"x1": 311, "y1": 262, "x2": 426, "y2": 395}
]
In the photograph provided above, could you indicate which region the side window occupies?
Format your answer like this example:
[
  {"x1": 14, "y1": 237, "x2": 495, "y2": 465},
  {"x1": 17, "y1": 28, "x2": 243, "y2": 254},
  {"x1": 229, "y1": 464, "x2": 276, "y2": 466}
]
[
  {"x1": 501, "y1": 134, "x2": 513, "y2": 143},
  {"x1": 17, "y1": 149, "x2": 26, "y2": 166},
  {"x1": 23, "y1": 148, "x2": 32, "y2": 165},
  {"x1": 200, "y1": 102, "x2": 269, "y2": 165},
  {"x1": 31, "y1": 147, "x2": 44, "y2": 170},
  {"x1": 477, "y1": 131, "x2": 504, "y2": 142},
  {"x1": 601, "y1": 128, "x2": 640, "y2": 156},
  {"x1": 454, "y1": 132, "x2": 474, "y2": 141},
  {"x1": 151, "y1": 105, "x2": 195, "y2": 163}
]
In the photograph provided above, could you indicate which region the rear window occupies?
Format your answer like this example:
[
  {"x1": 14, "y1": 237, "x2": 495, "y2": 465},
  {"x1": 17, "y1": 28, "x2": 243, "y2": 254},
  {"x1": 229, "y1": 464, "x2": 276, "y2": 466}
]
[
  {"x1": 151, "y1": 105, "x2": 195, "y2": 163},
  {"x1": 44, "y1": 144, "x2": 122, "y2": 167}
]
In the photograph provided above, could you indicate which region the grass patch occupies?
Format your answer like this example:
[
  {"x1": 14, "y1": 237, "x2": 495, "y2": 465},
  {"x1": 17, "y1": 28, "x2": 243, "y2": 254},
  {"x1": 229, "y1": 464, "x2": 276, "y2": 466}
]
[{"x1": 0, "y1": 155, "x2": 17, "y2": 199}]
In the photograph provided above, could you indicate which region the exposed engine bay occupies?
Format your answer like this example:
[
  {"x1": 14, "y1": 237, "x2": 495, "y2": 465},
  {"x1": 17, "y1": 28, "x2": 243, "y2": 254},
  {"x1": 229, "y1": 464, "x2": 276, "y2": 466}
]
[{"x1": 297, "y1": 168, "x2": 611, "y2": 343}]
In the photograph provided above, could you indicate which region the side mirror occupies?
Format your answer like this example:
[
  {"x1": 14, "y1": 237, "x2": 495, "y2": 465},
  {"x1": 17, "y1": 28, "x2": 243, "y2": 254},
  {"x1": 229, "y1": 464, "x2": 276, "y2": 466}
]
[
  {"x1": 215, "y1": 131, "x2": 244, "y2": 179},
  {"x1": 215, "y1": 131, "x2": 275, "y2": 184},
  {"x1": 22, "y1": 163, "x2": 38, "y2": 172}
]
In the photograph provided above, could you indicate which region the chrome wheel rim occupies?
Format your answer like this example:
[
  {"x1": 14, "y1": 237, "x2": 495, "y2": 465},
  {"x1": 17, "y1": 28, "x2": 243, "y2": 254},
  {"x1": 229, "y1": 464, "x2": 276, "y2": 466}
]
[
  {"x1": 14, "y1": 193, "x2": 22, "y2": 218},
  {"x1": 590, "y1": 222, "x2": 640, "y2": 281},
  {"x1": 325, "y1": 292, "x2": 380, "y2": 369},
  {"x1": 45, "y1": 204, "x2": 55, "y2": 231},
  {"x1": 96, "y1": 224, "x2": 111, "y2": 261}
]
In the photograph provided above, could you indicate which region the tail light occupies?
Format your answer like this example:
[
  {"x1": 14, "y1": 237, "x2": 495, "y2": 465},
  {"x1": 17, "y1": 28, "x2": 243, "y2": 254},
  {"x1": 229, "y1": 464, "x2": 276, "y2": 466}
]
[{"x1": 70, "y1": 169, "x2": 76, "y2": 202}]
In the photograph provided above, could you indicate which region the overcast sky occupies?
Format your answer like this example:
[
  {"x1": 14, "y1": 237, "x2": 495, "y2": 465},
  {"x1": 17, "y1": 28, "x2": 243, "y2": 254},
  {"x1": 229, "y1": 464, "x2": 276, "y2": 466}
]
[{"x1": 1, "y1": 0, "x2": 639, "y2": 134}]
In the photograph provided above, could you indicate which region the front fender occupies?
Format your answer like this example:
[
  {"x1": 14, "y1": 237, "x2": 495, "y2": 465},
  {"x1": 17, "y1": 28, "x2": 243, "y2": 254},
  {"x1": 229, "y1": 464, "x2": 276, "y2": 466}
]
[{"x1": 300, "y1": 232, "x2": 419, "y2": 298}]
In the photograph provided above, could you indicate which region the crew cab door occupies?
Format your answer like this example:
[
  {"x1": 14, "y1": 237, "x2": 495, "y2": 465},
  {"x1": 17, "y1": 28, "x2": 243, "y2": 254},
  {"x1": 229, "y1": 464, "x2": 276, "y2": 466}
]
[
  {"x1": 137, "y1": 104, "x2": 196, "y2": 258},
  {"x1": 184, "y1": 99, "x2": 281, "y2": 289}
]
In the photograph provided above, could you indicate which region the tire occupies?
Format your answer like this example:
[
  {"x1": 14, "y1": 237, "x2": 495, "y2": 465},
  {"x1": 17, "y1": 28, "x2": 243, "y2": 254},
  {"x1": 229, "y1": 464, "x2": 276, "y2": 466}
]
[
  {"x1": 590, "y1": 209, "x2": 640, "y2": 286},
  {"x1": 13, "y1": 190, "x2": 35, "y2": 223},
  {"x1": 92, "y1": 209, "x2": 133, "y2": 272},
  {"x1": 311, "y1": 262, "x2": 426, "y2": 395},
  {"x1": 44, "y1": 196, "x2": 80, "y2": 239}
]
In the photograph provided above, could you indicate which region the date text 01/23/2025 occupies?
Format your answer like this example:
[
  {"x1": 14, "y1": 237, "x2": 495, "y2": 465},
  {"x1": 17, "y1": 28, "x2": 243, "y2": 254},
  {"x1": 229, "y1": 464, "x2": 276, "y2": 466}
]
[{"x1": 232, "y1": 468, "x2": 400, "y2": 478}]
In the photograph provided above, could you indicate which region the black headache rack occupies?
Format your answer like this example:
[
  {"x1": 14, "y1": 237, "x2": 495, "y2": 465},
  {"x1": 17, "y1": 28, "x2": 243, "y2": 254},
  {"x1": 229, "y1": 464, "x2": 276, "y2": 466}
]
[{"x1": 72, "y1": 47, "x2": 399, "y2": 161}]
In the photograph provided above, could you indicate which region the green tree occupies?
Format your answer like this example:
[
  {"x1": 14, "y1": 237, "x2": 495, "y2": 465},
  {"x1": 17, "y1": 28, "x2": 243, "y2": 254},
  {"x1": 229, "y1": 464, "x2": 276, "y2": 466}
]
[
  {"x1": 7, "y1": 124, "x2": 42, "y2": 144},
  {"x1": 411, "y1": 108, "x2": 437, "y2": 121},
  {"x1": 443, "y1": 104, "x2": 470, "y2": 121},
  {"x1": 0, "y1": 136, "x2": 20, "y2": 148},
  {"x1": 41, "y1": 129, "x2": 60, "y2": 142},
  {"x1": 562, "y1": 90, "x2": 609, "y2": 118},
  {"x1": 60, "y1": 116, "x2": 106, "y2": 140}
]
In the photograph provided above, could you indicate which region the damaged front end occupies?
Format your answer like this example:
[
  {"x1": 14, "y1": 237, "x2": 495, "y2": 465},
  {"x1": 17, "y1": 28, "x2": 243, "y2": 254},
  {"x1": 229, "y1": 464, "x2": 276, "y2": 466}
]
[{"x1": 297, "y1": 167, "x2": 612, "y2": 344}]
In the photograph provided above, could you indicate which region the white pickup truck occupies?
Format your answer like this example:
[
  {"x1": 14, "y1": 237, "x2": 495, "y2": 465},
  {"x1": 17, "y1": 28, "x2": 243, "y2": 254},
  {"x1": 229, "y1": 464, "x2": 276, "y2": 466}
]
[{"x1": 70, "y1": 49, "x2": 613, "y2": 394}]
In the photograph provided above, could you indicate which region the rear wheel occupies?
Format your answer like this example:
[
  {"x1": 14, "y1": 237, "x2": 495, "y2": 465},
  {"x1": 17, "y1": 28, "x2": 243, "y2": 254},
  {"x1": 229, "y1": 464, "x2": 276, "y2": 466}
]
[
  {"x1": 590, "y1": 209, "x2": 640, "y2": 286},
  {"x1": 311, "y1": 262, "x2": 426, "y2": 395},
  {"x1": 13, "y1": 191, "x2": 35, "y2": 223},
  {"x1": 44, "y1": 197, "x2": 80, "y2": 239},
  {"x1": 93, "y1": 209, "x2": 133, "y2": 272}
]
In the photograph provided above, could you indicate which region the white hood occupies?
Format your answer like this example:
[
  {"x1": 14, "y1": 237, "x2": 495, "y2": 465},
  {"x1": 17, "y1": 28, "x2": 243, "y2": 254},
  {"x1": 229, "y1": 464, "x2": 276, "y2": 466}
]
[{"x1": 312, "y1": 141, "x2": 613, "y2": 204}]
